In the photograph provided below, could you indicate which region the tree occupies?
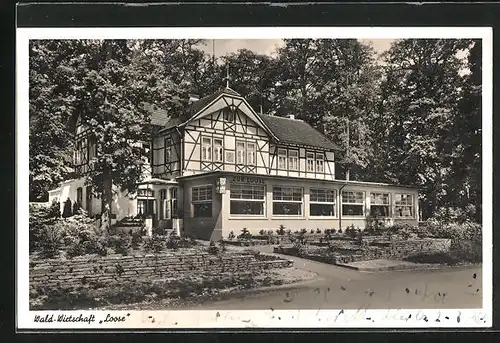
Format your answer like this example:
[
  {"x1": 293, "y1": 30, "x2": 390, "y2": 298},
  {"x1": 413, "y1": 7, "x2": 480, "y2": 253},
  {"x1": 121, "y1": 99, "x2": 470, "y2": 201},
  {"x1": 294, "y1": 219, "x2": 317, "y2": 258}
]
[
  {"x1": 378, "y1": 39, "x2": 473, "y2": 219},
  {"x1": 29, "y1": 40, "x2": 88, "y2": 201},
  {"x1": 272, "y1": 39, "x2": 380, "y2": 180}
]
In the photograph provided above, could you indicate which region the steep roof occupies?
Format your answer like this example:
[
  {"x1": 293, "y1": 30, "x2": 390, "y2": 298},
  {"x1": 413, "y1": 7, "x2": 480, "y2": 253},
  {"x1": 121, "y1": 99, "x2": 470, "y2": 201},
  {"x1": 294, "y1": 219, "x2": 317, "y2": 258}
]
[
  {"x1": 143, "y1": 103, "x2": 170, "y2": 126},
  {"x1": 163, "y1": 88, "x2": 241, "y2": 130},
  {"x1": 147, "y1": 88, "x2": 341, "y2": 151},
  {"x1": 257, "y1": 114, "x2": 342, "y2": 151}
]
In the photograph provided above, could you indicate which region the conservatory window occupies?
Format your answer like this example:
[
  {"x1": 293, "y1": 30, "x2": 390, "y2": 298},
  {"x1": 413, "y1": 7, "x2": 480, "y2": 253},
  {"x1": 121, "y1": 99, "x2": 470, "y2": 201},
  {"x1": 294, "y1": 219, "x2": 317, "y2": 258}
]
[
  {"x1": 272, "y1": 186, "x2": 303, "y2": 216},
  {"x1": 341, "y1": 190, "x2": 365, "y2": 216},
  {"x1": 310, "y1": 188, "x2": 336, "y2": 216},
  {"x1": 394, "y1": 193, "x2": 414, "y2": 218},
  {"x1": 230, "y1": 184, "x2": 265, "y2": 216},
  {"x1": 370, "y1": 192, "x2": 390, "y2": 217}
]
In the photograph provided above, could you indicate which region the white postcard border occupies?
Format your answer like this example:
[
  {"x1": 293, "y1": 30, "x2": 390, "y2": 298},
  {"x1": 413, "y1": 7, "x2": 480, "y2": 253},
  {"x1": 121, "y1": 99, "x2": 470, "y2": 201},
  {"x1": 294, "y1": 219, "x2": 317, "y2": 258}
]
[{"x1": 16, "y1": 26, "x2": 493, "y2": 329}]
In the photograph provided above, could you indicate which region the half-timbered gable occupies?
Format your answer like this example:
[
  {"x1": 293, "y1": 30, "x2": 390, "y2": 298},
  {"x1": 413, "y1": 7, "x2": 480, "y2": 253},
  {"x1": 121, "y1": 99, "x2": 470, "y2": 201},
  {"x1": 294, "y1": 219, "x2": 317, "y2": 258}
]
[
  {"x1": 73, "y1": 114, "x2": 97, "y2": 176},
  {"x1": 151, "y1": 128, "x2": 182, "y2": 179}
]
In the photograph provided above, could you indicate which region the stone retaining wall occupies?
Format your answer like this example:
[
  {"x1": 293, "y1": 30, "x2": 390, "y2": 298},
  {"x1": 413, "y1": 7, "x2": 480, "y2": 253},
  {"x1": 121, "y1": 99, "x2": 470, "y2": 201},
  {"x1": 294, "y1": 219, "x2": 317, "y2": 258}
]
[
  {"x1": 29, "y1": 249, "x2": 293, "y2": 291},
  {"x1": 275, "y1": 238, "x2": 451, "y2": 264}
]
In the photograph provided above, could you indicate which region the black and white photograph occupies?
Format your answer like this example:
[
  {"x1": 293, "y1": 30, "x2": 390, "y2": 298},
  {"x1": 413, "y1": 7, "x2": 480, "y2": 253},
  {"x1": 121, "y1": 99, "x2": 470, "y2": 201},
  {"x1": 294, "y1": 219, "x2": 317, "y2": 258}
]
[{"x1": 17, "y1": 26, "x2": 492, "y2": 329}]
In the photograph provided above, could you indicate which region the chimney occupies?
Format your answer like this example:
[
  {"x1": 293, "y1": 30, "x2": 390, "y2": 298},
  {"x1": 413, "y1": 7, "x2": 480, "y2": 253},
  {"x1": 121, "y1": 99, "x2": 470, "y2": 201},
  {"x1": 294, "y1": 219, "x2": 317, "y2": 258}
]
[
  {"x1": 287, "y1": 114, "x2": 295, "y2": 120},
  {"x1": 188, "y1": 94, "x2": 200, "y2": 104}
]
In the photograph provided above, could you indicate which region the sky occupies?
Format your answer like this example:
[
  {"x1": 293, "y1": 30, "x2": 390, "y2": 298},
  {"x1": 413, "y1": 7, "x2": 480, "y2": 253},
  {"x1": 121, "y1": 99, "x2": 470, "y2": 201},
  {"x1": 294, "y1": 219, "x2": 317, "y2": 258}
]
[{"x1": 198, "y1": 39, "x2": 395, "y2": 58}]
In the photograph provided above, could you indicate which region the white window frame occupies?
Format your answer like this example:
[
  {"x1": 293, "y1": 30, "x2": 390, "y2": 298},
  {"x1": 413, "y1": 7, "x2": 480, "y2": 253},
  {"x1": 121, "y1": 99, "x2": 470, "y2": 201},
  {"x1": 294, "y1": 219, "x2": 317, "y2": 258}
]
[
  {"x1": 306, "y1": 152, "x2": 315, "y2": 172},
  {"x1": 341, "y1": 190, "x2": 365, "y2": 217},
  {"x1": 213, "y1": 138, "x2": 224, "y2": 162},
  {"x1": 247, "y1": 142, "x2": 257, "y2": 166},
  {"x1": 236, "y1": 140, "x2": 246, "y2": 165},
  {"x1": 288, "y1": 149, "x2": 299, "y2": 171},
  {"x1": 191, "y1": 185, "x2": 213, "y2": 218},
  {"x1": 394, "y1": 193, "x2": 415, "y2": 218},
  {"x1": 201, "y1": 136, "x2": 212, "y2": 162},
  {"x1": 316, "y1": 153, "x2": 325, "y2": 173},
  {"x1": 309, "y1": 188, "x2": 336, "y2": 217},
  {"x1": 272, "y1": 186, "x2": 303, "y2": 216},
  {"x1": 230, "y1": 184, "x2": 266, "y2": 217},
  {"x1": 277, "y1": 148, "x2": 287, "y2": 170},
  {"x1": 370, "y1": 192, "x2": 391, "y2": 217},
  {"x1": 170, "y1": 187, "x2": 178, "y2": 218}
]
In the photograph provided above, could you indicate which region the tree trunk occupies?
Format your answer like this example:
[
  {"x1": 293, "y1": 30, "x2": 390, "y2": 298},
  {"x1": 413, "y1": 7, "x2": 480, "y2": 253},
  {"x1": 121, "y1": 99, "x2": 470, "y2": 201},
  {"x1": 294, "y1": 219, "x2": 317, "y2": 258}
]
[{"x1": 100, "y1": 165, "x2": 113, "y2": 236}]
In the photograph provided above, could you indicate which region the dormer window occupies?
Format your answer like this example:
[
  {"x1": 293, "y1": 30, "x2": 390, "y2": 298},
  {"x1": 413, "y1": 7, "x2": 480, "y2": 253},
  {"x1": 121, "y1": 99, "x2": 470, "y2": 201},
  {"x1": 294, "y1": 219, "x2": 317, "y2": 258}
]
[{"x1": 316, "y1": 153, "x2": 325, "y2": 173}]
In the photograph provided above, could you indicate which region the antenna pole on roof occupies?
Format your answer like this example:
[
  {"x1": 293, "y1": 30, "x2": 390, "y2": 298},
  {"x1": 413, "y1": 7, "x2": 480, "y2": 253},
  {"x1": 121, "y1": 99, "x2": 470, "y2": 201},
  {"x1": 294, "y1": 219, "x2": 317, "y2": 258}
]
[{"x1": 225, "y1": 63, "x2": 230, "y2": 89}]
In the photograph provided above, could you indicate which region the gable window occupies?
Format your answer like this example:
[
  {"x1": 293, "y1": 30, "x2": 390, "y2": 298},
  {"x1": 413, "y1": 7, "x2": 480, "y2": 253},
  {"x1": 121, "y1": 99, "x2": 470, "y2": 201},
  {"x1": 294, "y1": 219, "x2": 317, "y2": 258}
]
[
  {"x1": 278, "y1": 149, "x2": 287, "y2": 169},
  {"x1": 394, "y1": 193, "x2": 414, "y2": 218},
  {"x1": 247, "y1": 142, "x2": 256, "y2": 166},
  {"x1": 306, "y1": 152, "x2": 315, "y2": 172},
  {"x1": 236, "y1": 141, "x2": 245, "y2": 164},
  {"x1": 310, "y1": 188, "x2": 336, "y2": 216},
  {"x1": 213, "y1": 138, "x2": 223, "y2": 162},
  {"x1": 342, "y1": 190, "x2": 365, "y2": 216},
  {"x1": 230, "y1": 184, "x2": 265, "y2": 215},
  {"x1": 192, "y1": 185, "x2": 212, "y2": 218},
  {"x1": 371, "y1": 193, "x2": 390, "y2": 217},
  {"x1": 316, "y1": 153, "x2": 325, "y2": 173},
  {"x1": 223, "y1": 109, "x2": 235, "y2": 122},
  {"x1": 273, "y1": 186, "x2": 303, "y2": 216},
  {"x1": 289, "y1": 150, "x2": 299, "y2": 171},
  {"x1": 201, "y1": 137, "x2": 212, "y2": 161},
  {"x1": 164, "y1": 137, "x2": 172, "y2": 164}
]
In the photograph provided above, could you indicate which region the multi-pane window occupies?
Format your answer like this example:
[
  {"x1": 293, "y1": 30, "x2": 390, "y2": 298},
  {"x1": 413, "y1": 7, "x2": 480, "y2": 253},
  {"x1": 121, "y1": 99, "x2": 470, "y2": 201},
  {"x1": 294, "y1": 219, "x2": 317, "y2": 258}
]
[
  {"x1": 192, "y1": 185, "x2": 212, "y2": 218},
  {"x1": 310, "y1": 188, "x2": 336, "y2": 216},
  {"x1": 247, "y1": 142, "x2": 256, "y2": 166},
  {"x1": 306, "y1": 152, "x2": 315, "y2": 172},
  {"x1": 213, "y1": 138, "x2": 223, "y2": 162},
  {"x1": 394, "y1": 193, "x2": 414, "y2": 218},
  {"x1": 170, "y1": 187, "x2": 178, "y2": 217},
  {"x1": 230, "y1": 184, "x2": 265, "y2": 215},
  {"x1": 201, "y1": 137, "x2": 212, "y2": 161},
  {"x1": 278, "y1": 149, "x2": 287, "y2": 169},
  {"x1": 341, "y1": 190, "x2": 365, "y2": 216},
  {"x1": 236, "y1": 141, "x2": 245, "y2": 164},
  {"x1": 137, "y1": 189, "x2": 154, "y2": 197},
  {"x1": 273, "y1": 187, "x2": 303, "y2": 216},
  {"x1": 164, "y1": 137, "x2": 172, "y2": 163},
  {"x1": 316, "y1": 153, "x2": 325, "y2": 173},
  {"x1": 288, "y1": 150, "x2": 299, "y2": 171},
  {"x1": 370, "y1": 193, "x2": 390, "y2": 217}
]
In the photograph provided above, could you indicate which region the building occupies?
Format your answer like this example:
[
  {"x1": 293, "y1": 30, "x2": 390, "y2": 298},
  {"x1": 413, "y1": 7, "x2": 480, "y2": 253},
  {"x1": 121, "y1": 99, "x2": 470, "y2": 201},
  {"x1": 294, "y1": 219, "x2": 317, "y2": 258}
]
[{"x1": 48, "y1": 87, "x2": 419, "y2": 240}]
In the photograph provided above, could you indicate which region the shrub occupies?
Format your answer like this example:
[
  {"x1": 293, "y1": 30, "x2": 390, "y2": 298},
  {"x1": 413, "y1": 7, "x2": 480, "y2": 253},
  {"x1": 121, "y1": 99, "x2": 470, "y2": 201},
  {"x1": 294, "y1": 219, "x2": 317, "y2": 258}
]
[
  {"x1": 62, "y1": 198, "x2": 73, "y2": 218},
  {"x1": 219, "y1": 240, "x2": 227, "y2": 252},
  {"x1": 228, "y1": 231, "x2": 236, "y2": 240},
  {"x1": 338, "y1": 228, "x2": 343, "y2": 234},
  {"x1": 238, "y1": 228, "x2": 251, "y2": 240},
  {"x1": 208, "y1": 240, "x2": 219, "y2": 255},
  {"x1": 166, "y1": 231, "x2": 180, "y2": 250},
  {"x1": 429, "y1": 221, "x2": 482, "y2": 263},
  {"x1": 131, "y1": 231, "x2": 143, "y2": 250},
  {"x1": 29, "y1": 202, "x2": 60, "y2": 252},
  {"x1": 39, "y1": 226, "x2": 62, "y2": 259},
  {"x1": 277, "y1": 225, "x2": 286, "y2": 236},
  {"x1": 109, "y1": 233, "x2": 131, "y2": 256},
  {"x1": 316, "y1": 228, "x2": 322, "y2": 234},
  {"x1": 144, "y1": 234, "x2": 165, "y2": 253},
  {"x1": 310, "y1": 229, "x2": 315, "y2": 234},
  {"x1": 259, "y1": 229, "x2": 266, "y2": 236}
]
